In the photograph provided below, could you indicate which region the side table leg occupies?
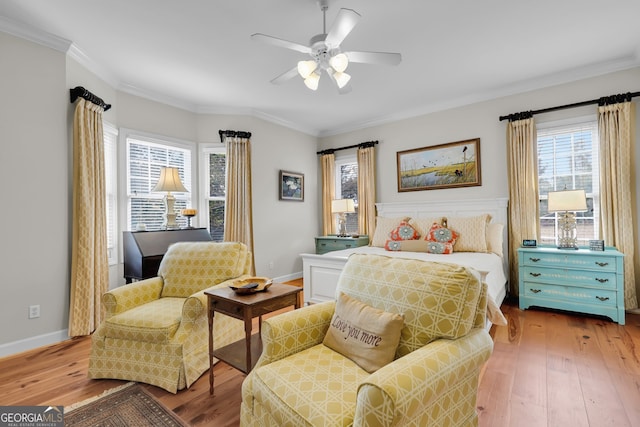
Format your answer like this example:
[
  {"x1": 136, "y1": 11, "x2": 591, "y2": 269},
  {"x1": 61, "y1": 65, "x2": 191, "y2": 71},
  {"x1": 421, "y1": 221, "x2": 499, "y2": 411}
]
[
  {"x1": 245, "y1": 308, "x2": 252, "y2": 373},
  {"x1": 208, "y1": 303, "x2": 215, "y2": 395}
]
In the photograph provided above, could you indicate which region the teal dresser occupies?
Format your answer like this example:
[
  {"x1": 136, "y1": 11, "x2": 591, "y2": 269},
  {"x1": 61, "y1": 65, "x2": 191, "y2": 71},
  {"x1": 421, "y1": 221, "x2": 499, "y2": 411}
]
[
  {"x1": 315, "y1": 235, "x2": 369, "y2": 254},
  {"x1": 518, "y1": 246, "x2": 624, "y2": 324}
]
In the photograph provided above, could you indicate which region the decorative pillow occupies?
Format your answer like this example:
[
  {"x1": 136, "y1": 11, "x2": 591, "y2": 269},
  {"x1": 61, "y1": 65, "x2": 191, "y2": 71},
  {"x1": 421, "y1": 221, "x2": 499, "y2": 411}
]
[
  {"x1": 323, "y1": 292, "x2": 404, "y2": 373},
  {"x1": 384, "y1": 239, "x2": 430, "y2": 252},
  {"x1": 389, "y1": 220, "x2": 420, "y2": 241},
  {"x1": 486, "y1": 222, "x2": 504, "y2": 257},
  {"x1": 426, "y1": 222, "x2": 459, "y2": 245},
  {"x1": 371, "y1": 217, "x2": 411, "y2": 247},
  {"x1": 426, "y1": 241, "x2": 454, "y2": 254},
  {"x1": 408, "y1": 217, "x2": 443, "y2": 237},
  {"x1": 446, "y1": 214, "x2": 492, "y2": 252}
]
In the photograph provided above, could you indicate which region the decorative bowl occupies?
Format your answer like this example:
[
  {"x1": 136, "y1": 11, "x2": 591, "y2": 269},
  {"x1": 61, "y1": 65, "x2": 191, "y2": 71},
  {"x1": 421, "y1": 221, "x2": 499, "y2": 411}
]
[{"x1": 229, "y1": 277, "x2": 273, "y2": 295}]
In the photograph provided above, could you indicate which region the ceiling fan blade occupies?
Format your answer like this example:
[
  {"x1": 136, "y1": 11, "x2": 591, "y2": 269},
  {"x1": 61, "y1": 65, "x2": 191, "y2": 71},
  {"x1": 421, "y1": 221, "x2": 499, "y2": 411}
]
[
  {"x1": 270, "y1": 66, "x2": 300, "y2": 85},
  {"x1": 345, "y1": 51, "x2": 402, "y2": 66},
  {"x1": 325, "y1": 8, "x2": 361, "y2": 47},
  {"x1": 251, "y1": 33, "x2": 311, "y2": 54}
]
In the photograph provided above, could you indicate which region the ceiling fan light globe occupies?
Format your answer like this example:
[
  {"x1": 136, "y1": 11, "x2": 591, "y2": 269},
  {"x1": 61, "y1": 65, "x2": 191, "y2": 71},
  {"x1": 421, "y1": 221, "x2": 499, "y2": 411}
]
[
  {"x1": 297, "y1": 60, "x2": 318, "y2": 79},
  {"x1": 304, "y1": 72, "x2": 320, "y2": 90},
  {"x1": 334, "y1": 71, "x2": 351, "y2": 88},
  {"x1": 329, "y1": 53, "x2": 349, "y2": 73}
]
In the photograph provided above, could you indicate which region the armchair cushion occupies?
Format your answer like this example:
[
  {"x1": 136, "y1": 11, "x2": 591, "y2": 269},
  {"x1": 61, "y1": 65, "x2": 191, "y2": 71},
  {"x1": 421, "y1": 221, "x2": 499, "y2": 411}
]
[
  {"x1": 103, "y1": 297, "x2": 183, "y2": 343},
  {"x1": 323, "y1": 292, "x2": 404, "y2": 373},
  {"x1": 252, "y1": 344, "x2": 370, "y2": 426}
]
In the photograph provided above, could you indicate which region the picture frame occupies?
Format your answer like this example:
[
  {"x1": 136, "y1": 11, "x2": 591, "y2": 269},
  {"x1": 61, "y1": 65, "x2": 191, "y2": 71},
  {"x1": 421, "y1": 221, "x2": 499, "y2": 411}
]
[
  {"x1": 279, "y1": 170, "x2": 304, "y2": 201},
  {"x1": 396, "y1": 138, "x2": 481, "y2": 192},
  {"x1": 589, "y1": 239, "x2": 605, "y2": 251}
]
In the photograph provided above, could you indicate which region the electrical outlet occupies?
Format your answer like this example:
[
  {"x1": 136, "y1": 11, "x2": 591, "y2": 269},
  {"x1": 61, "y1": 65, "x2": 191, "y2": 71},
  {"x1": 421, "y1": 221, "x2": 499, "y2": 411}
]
[
  {"x1": 268, "y1": 261, "x2": 274, "y2": 270},
  {"x1": 29, "y1": 305, "x2": 40, "y2": 319}
]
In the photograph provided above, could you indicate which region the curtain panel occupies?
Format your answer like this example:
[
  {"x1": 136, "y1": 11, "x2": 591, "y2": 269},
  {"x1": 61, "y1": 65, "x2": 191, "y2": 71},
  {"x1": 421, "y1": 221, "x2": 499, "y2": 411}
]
[
  {"x1": 357, "y1": 145, "x2": 376, "y2": 238},
  {"x1": 320, "y1": 153, "x2": 336, "y2": 236},
  {"x1": 222, "y1": 134, "x2": 256, "y2": 275},
  {"x1": 69, "y1": 99, "x2": 108, "y2": 337},
  {"x1": 598, "y1": 101, "x2": 638, "y2": 310},
  {"x1": 506, "y1": 117, "x2": 539, "y2": 296}
]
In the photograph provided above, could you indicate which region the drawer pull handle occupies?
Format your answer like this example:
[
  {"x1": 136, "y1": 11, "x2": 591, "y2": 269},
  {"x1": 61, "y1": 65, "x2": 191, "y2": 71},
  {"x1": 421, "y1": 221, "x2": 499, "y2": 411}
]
[
  {"x1": 595, "y1": 262, "x2": 609, "y2": 267},
  {"x1": 595, "y1": 278, "x2": 609, "y2": 283},
  {"x1": 530, "y1": 288, "x2": 542, "y2": 294},
  {"x1": 529, "y1": 272, "x2": 541, "y2": 277},
  {"x1": 529, "y1": 257, "x2": 541, "y2": 262},
  {"x1": 596, "y1": 296, "x2": 610, "y2": 302}
]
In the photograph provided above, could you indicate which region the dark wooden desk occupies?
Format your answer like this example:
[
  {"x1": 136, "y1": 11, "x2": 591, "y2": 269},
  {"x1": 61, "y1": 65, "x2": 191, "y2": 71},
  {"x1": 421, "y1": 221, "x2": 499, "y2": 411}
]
[{"x1": 205, "y1": 283, "x2": 302, "y2": 395}]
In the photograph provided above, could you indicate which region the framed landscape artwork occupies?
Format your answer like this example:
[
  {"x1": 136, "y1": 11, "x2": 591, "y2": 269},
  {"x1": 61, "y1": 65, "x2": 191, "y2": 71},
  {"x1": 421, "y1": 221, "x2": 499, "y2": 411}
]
[
  {"x1": 396, "y1": 138, "x2": 481, "y2": 192},
  {"x1": 279, "y1": 170, "x2": 304, "y2": 201}
]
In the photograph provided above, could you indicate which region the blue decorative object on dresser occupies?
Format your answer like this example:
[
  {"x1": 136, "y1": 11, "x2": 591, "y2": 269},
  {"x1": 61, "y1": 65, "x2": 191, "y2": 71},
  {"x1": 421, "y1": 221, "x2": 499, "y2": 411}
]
[{"x1": 518, "y1": 246, "x2": 625, "y2": 324}]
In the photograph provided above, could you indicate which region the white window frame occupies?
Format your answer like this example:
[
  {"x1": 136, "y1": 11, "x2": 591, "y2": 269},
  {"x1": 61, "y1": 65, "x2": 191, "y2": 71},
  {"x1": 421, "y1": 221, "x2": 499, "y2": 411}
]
[
  {"x1": 537, "y1": 115, "x2": 600, "y2": 246},
  {"x1": 199, "y1": 142, "x2": 226, "y2": 240},
  {"x1": 103, "y1": 121, "x2": 118, "y2": 265},
  {"x1": 118, "y1": 128, "x2": 197, "y2": 237},
  {"x1": 334, "y1": 153, "x2": 359, "y2": 235}
]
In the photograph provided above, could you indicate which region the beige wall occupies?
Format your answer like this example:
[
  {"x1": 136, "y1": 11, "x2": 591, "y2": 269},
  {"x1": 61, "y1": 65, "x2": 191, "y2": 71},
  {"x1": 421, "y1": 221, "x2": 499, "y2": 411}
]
[
  {"x1": 319, "y1": 67, "x2": 640, "y2": 305},
  {"x1": 0, "y1": 32, "x2": 70, "y2": 349}
]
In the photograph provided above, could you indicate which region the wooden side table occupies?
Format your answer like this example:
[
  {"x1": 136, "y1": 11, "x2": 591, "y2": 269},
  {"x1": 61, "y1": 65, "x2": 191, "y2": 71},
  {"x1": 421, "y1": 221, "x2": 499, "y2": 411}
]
[{"x1": 205, "y1": 283, "x2": 303, "y2": 395}]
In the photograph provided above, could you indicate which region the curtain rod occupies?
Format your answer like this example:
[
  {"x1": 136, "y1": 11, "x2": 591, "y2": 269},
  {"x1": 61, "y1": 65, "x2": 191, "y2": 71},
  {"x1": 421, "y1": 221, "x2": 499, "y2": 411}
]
[
  {"x1": 219, "y1": 130, "x2": 252, "y2": 142},
  {"x1": 69, "y1": 86, "x2": 111, "y2": 111},
  {"x1": 317, "y1": 140, "x2": 378, "y2": 155},
  {"x1": 499, "y1": 91, "x2": 640, "y2": 122}
]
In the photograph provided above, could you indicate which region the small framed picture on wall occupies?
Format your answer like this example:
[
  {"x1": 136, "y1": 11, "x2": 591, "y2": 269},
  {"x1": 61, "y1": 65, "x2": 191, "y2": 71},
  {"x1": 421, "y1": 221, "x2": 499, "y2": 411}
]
[{"x1": 279, "y1": 170, "x2": 304, "y2": 201}]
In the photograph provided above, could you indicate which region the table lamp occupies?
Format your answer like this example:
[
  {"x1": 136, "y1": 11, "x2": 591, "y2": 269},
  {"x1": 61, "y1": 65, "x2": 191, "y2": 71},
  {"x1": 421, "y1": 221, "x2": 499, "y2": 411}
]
[
  {"x1": 152, "y1": 167, "x2": 188, "y2": 229},
  {"x1": 547, "y1": 189, "x2": 587, "y2": 249},
  {"x1": 331, "y1": 199, "x2": 355, "y2": 237}
]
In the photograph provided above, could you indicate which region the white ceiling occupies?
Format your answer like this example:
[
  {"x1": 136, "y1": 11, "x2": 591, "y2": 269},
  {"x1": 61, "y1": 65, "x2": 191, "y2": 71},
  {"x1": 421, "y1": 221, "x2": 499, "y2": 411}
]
[{"x1": 2, "y1": 0, "x2": 639, "y2": 136}]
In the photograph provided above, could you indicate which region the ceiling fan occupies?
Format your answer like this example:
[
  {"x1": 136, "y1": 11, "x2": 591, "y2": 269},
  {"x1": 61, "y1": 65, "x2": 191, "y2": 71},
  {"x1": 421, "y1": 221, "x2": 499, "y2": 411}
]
[{"x1": 251, "y1": 0, "x2": 402, "y2": 94}]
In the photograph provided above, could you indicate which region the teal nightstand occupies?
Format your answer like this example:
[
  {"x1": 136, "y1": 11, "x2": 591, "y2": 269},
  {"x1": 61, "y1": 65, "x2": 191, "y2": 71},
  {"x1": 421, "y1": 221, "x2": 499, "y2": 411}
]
[
  {"x1": 315, "y1": 235, "x2": 369, "y2": 254},
  {"x1": 518, "y1": 246, "x2": 624, "y2": 324}
]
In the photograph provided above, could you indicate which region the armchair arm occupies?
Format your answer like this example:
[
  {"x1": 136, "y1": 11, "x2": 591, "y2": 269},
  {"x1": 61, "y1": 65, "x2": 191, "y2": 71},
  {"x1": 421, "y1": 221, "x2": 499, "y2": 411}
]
[
  {"x1": 102, "y1": 277, "x2": 164, "y2": 318},
  {"x1": 254, "y1": 300, "x2": 335, "y2": 370},
  {"x1": 354, "y1": 328, "x2": 493, "y2": 427}
]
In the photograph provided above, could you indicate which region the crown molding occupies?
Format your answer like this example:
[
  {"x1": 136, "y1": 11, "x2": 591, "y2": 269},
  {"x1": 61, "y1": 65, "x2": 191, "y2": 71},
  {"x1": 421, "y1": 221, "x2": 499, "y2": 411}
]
[
  {"x1": 67, "y1": 43, "x2": 120, "y2": 88},
  {"x1": 0, "y1": 15, "x2": 71, "y2": 52}
]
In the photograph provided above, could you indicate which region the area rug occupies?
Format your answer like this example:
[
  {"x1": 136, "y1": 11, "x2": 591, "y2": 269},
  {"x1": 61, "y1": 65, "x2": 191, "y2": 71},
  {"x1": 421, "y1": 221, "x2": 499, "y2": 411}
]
[{"x1": 64, "y1": 382, "x2": 188, "y2": 426}]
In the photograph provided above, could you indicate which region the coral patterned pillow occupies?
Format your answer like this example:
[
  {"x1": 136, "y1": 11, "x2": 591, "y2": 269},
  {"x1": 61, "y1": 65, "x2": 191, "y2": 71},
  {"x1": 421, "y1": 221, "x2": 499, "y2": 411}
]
[
  {"x1": 389, "y1": 220, "x2": 420, "y2": 241},
  {"x1": 426, "y1": 223, "x2": 459, "y2": 245},
  {"x1": 426, "y1": 241, "x2": 454, "y2": 254}
]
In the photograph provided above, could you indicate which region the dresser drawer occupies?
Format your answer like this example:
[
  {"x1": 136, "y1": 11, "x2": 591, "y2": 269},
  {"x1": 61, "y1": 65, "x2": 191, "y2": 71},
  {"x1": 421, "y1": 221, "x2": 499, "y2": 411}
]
[
  {"x1": 522, "y1": 266, "x2": 617, "y2": 290},
  {"x1": 520, "y1": 251, "x2": 617, "y2": 272},
  {"x1": 315, "y1": 236, "x2": 369, "y2": 254},
  {"x1": 523, "y1": 283, "x2": 617, "y2": 307}
]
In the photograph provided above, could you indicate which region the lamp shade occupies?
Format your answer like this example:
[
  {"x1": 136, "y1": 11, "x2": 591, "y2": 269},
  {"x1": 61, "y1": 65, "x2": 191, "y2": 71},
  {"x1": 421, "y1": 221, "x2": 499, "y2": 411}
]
[
  {"x1": 151, "y1": 167, "x2": 188, "y2": 193},
  {"x1": 547, "y1": 189, "x2": 587, "y2": 212},
  {"x1": 331, "y1": 199, "x2": 355, "y2": 214}
]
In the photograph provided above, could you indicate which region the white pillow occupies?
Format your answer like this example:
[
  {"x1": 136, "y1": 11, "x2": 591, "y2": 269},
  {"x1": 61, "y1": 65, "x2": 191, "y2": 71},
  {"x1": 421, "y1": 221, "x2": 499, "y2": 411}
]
[
  {"x1": 486, "y1": 222, "x2": 504, "y2": 257},
  {"x1": 446, "y1": 214, "x2": 492, "y2": 252},
  {"x1": 371, "y1": 217, "x2": 409, "y2": 247}
]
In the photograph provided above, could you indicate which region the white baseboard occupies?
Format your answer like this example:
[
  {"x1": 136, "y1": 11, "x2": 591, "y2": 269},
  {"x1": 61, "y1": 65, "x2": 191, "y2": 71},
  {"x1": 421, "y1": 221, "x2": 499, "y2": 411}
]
[
  {"x1": 273, "y1": 271, "x2": 302, "y2": 283},
  {"x1": 0, "y1": 329, "x2": 69, "y2": 359}
]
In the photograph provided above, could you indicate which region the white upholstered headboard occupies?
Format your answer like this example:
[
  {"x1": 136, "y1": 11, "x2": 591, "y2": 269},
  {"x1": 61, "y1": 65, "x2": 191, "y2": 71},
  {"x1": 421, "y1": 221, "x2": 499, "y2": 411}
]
[{"x1": 375, "y1": 198, "x2": 509, "y2": 275}]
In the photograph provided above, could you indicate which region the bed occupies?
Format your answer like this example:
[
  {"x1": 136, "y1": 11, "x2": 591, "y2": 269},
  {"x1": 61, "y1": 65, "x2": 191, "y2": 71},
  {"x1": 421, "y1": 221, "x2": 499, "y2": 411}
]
[{"x1": 300, "y1": 198, "x2": 509, "y2": 326}]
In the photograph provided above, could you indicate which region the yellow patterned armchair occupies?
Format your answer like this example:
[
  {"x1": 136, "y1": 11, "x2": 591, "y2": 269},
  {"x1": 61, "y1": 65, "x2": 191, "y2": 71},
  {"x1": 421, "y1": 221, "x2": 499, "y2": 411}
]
[
  {"x1": 89, "y1": 241, "x2": 250, "y2": 393},
  {"x1": 241, "y1": 254, "x2": 493, "y2": 426}
]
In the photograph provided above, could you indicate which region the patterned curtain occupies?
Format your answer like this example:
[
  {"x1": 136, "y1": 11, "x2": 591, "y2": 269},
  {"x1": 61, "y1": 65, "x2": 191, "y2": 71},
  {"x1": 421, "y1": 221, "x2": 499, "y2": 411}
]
[
  {"x1": 598, "y1": 100, "x2": 638, "y2": 309},
  {"x1": 357, "y1": 144, "x2": 376, "y2": 238},
  {"x1": 506, "y1": 117, "x2": 539, "y2": 296},
  {"x1": 69, "y1": 99, "x2": 108, "y2": 336},
  {"x1": 320, "y1": 153, "x2": 336, "y2": 235},
  {"x1": 222, "y1": 132, "x2": 256, "y2": 275}
]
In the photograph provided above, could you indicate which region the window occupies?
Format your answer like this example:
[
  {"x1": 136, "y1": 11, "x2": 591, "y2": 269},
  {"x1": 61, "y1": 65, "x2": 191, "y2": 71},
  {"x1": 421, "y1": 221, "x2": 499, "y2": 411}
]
[
  {"x1": 537, "y1": 119, "x2": 599, "y2": 246},
  {"x1": 124, "y1": 132, "x2": 194, "y2": 231},
  {"x1": 202, "y1": 145, "x2": 226, "y2": 241},
  {"x1": 335, "y1": 155, "x2": 358, "y2": 234},
  {"x1": 104, "y1": 122, "x2": 118, "y2": 265}
]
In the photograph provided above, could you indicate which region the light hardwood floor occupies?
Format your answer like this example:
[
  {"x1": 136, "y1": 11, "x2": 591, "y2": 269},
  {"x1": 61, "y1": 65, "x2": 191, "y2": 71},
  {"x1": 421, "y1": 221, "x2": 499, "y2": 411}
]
[{"x1": 1, "y1": 294, "x2": 639, "y2": 426}]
